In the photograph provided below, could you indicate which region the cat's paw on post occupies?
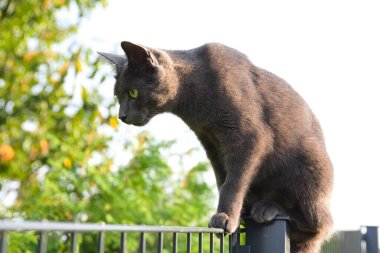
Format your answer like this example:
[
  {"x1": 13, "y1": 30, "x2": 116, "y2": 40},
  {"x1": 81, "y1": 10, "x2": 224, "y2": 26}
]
[
  {"x1": 208, "y1": 212, "x2": 239, "y2": 233},
  {"x1": 250, "y1": 200, "x2": 283, "y2": 223}
]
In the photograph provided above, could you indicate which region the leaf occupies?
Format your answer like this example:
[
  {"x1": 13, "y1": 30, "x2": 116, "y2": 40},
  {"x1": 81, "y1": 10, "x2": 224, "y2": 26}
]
[
  {"x1": 63, "y1": 157, "x2": 72, "y2": 168},
  {"x1": 0, "y1": 144, "x2": 15, "y2": 162},
  {"x1": 76, "y1": 60, "x2": 83, "y2": 72},
  {"x1": 109, "y1": 117, "x2": 118, "y2": 128},
  {"x1": 0, "y1": 1, "x2": 217, "y2": 252},
  {"x1": 39, "y1": 139, "x2": 49, "y2": 156}
]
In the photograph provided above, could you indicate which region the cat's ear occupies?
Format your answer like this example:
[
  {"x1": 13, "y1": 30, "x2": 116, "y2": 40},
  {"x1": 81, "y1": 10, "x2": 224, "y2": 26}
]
[
  {"x1": 97, "y1": 52, "x2": 126, "y2": 75},
  {"x1": 120, "y1": 41, "x2": 158, "y2": 68}
]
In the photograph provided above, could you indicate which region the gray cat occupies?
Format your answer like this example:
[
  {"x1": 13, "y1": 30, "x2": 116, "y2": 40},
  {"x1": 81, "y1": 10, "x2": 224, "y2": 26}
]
[{"x1": 99, "y1": 41, "x2": 333, "y2": 253}]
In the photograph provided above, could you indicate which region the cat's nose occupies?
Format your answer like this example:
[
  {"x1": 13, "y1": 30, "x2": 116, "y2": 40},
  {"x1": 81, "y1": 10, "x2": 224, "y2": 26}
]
[{"x1": 118, "y1": 114, "x2": 127, "y2": 123}]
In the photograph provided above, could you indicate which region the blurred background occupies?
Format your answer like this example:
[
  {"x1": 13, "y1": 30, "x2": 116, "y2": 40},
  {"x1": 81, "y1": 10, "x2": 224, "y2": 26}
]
[{"x1": 1, "y1": 0, "x2": 379, "y2": 251}]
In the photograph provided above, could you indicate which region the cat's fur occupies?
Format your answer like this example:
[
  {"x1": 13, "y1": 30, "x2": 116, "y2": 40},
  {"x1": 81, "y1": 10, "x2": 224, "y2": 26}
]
[{"x1": 99, "y1": 41, "x2": 333, "y2": 253}]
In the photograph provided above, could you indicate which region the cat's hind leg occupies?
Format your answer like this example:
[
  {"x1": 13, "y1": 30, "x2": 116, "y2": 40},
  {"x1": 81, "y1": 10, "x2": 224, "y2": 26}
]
[{"x1": 250, "y1": 200, "x2": 285, "y2": 223}]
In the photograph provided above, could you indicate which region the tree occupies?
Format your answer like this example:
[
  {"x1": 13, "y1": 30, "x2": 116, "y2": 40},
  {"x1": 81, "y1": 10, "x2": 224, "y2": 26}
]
[
  {"x1": 0, "y1": 0, "x2": 109, "y2": 187},
  {"x1": 0, "y1": 1, "x2": 216, "y2": 252}
]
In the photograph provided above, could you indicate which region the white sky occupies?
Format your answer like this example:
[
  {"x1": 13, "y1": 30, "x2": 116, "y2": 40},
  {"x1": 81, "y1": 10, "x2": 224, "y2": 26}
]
[{"x1": 78, "y1": 0, "x2": 380, "y2": 230}]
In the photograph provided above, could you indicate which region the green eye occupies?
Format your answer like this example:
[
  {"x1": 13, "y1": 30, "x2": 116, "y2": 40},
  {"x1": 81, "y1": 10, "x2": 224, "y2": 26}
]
[{"x1": 128, "y1": 89, "x2": 138, "y2": 98}]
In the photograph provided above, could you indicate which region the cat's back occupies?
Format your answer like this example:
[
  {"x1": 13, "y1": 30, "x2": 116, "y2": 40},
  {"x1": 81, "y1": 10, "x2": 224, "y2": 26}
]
[
  {"x1": 168, "y1": 43, "x2": 251, "y2": 68},
  {"x1": 169, "y1": 43, "x2": 323, "y2": 142},
  {"x1": 198, "y1": 43, "x2": 324, "y2": 142},
  {"x1": 196, "y1": 43, "x2": 253, "y2": 73}
]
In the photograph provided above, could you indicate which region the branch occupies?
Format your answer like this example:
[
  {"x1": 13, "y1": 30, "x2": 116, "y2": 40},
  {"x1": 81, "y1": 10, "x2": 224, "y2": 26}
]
[{"x1": 1, "y1": 0, "x2": 10, "y2": 18}]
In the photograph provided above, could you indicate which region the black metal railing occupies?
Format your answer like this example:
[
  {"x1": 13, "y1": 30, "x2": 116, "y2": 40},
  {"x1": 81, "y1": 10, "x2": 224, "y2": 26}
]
[
  {"x1": 0, "y1": 217, "x2": 290, "y2": 253},
  {"x1": 1, "y1": 218, "x2": 378, "y2": 253},
  {"x1": 320, "y1": 226, "x2": 379, "y2": 253}
]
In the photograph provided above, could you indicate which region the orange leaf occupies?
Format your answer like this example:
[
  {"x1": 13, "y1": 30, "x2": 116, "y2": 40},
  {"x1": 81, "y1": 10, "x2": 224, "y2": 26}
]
[
  {"x1": 44, "y1": 0, "x2": 51, "y2": 8},
  {"x1": 0, "y1": 144, "x2": 15, "y2": 162},
  {"x1": 29, "y1": 147, "x2": 38, "y2": 160},
  {"x1": 59, "y1": 63, "x2": 69, "y2": 76},
  {"x1": 40, "y1": 139, "x2": 49, "y2": 155},
  {"x1": 23, "y1": 51, "x2": 38, "y2": 63}
]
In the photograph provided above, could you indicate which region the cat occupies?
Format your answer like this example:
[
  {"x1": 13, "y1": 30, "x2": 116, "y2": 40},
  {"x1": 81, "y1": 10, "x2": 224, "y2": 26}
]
[{"x1": 99, "y1": 41, "x2": 334, "y2": 253}]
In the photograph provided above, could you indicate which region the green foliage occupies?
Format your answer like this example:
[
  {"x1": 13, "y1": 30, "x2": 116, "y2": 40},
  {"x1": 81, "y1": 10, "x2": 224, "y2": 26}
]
[
  {"x1": 0, "y1": 0, "x2": 108, "y2": 183},
  {"x1": 5, "y1": 134, "x2": 215, "y2": 252},
  {"x1": 0, "y1": 0, "x2": 216, "y2": 252}
]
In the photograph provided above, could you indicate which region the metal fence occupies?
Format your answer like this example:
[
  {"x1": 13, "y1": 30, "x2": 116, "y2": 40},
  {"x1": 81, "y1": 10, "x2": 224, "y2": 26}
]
[
  {"x1": 321, "y1": 226, "x2": 379, "y2": 253},
  {"x1": 0, "y1": 218, "x2": 378, "y2": 253},
  {"x1": 0, "y1": 217, "x2": 289, "y2": 253}
]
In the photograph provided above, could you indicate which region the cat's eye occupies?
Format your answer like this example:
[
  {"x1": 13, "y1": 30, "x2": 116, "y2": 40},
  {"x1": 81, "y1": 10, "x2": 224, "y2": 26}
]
[{"x1": 128, "y1": 89, "x2": 138, "y2": 98}]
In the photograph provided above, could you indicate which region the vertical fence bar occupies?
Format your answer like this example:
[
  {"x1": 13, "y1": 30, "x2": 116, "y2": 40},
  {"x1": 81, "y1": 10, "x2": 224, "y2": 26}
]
[
  {"x1": 172, "y1": 232, "x2": 178, "y2": 253},
  {"x1": 219, "y1": 234, "x2": 224, "y2": 253},
  {"x1": 198, "y1": 233, "x2": 203, "y2": 253},
  {"x1": 363, "y1": 226, "x2": 379, "y2": 253},
  {"x1": 120, "y1": 232, "x2": 127, "y2": 253},
  {"x1": 234, "y1": 230, "x2": 250, "y2": 253},
  {"x1": 157, "y1": 232, "x2": 163, "y2": 253},
  {"x1": 210, "y1": 233, "x2": 214, "y2": 253},
  {"x1": 187, "y1": 233, "x2": 191, "y2": 253},
  {"x1": 139, "y1": 232, "x2": 146, "y2": 253},
  {"x1": 231, "y1": 232, "x2": 240, "y2": 252},
  {"x1": 0, "y1": 232, "x2": 8, "y2": 253},
  {"x1": 70, "y1": 232, "x2": 78, "y2": 253},
  {"x1": 244, "y1": 217, "x2": 290, "y2": 253},
  {"x1": 97, "y1": 232, "x2": 105, "y2": 253},
  {"x1": 37, "y1": 231, "x2": 48, "y2": 253},
  {"x1": 228, "y1": 234, "x2": 233, "y2": 253}
]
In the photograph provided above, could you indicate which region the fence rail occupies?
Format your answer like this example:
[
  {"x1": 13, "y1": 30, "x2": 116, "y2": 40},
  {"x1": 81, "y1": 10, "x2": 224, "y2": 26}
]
[
  {"x1": 0, "y1": 218, "x2": 378, "y2": 253},
  {"x1": 0, "y1": 220, "x2": 225, "y2": 233},
  {"x1": 0, "y1": 220, "x2": 226, "y2": 253},
  {"x1": 0, "y1": 218, "x2": 290, "y2": 253}
]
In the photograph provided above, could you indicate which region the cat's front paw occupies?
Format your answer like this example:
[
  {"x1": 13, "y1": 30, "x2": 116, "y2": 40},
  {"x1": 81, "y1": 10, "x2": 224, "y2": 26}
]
[{"x1": 208, "y1": 212, "x2": 239, "y2": 233}]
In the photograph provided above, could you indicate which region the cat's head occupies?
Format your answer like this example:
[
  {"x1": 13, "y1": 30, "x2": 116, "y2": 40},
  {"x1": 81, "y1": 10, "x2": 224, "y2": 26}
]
[{"x1": 99, "y1": 41, "x2": 176, "y2": 126}]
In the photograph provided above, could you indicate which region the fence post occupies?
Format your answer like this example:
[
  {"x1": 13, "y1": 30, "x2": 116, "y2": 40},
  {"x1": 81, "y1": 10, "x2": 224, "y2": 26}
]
[
  {"x1": 37, "y1": 231, "x2": 48, "y2": 253},
  {"x1": 363, "y1": 226, "x2": 379, "y2": 253},
  {"x1": 0, "y1": 232, "x2": 7, "y2": 253},
  {"x1": 243, "y1": 217, "x2": 290, "y2": 253}
]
